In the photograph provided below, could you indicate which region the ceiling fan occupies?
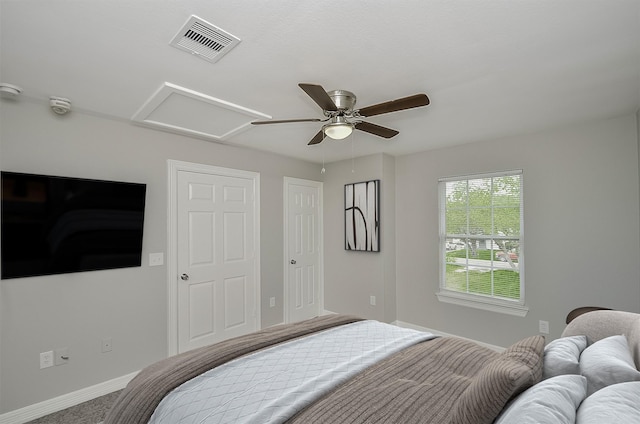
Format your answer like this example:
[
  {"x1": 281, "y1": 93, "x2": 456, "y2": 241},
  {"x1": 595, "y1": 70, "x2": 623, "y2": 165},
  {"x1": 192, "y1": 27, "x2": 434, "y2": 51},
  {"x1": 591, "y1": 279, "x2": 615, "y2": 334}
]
[{"x1": 251, "y1": 83, "x2": 430, "y2": 145}]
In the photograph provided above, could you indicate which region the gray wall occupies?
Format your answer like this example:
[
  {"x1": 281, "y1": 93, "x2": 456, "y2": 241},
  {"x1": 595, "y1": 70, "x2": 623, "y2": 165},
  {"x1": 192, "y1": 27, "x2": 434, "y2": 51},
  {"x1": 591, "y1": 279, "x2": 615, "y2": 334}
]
[
  {"x1": 2, "y1": 97, "x2": 640, "y2": 414},
  {"x1": 395, "y1": 114, "x2": 640, "y2": 346},
  {"x1": 323, "y1": 114, "x2": 640, "y2": 339},
  {"x1": 0, "y1": 99, "x2": 320, "y2": 413},
  {"x1": 323, "y1": 153, "x2": 396, "y2": 323}
]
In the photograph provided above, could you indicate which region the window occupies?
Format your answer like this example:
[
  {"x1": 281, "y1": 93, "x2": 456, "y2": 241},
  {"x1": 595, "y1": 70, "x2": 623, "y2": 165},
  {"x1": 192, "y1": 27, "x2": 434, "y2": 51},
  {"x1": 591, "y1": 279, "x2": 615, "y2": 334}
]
[{"x1": 437, "y1": 170, "x2": 527, "y2": 316}]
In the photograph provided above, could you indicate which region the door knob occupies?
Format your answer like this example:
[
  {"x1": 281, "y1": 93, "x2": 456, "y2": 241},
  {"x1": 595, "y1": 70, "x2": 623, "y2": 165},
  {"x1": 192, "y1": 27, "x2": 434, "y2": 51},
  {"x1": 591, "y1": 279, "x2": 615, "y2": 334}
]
[
  {"x1": 290, "y1": 259, "x2": 296, "y2": 264},
  {"x1": 180, "y1": 273, "x2": 189, "y2": 281}
]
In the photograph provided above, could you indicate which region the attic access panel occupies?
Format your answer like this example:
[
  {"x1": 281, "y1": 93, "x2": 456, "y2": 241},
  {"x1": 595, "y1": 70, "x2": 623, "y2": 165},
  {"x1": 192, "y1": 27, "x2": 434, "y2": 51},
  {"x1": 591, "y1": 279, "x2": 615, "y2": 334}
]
[{"x1": 132, "y1": 83, "x2": 270, "y2": 141}]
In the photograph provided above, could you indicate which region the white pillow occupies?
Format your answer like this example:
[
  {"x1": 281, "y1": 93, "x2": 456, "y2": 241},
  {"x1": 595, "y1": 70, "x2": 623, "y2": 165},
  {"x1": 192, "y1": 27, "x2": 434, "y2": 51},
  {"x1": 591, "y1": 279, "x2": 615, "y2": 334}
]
[
  {"x1": 543, "y1": 335, "x2": 587, "y2": 379},
  {"x1": 579, "y1": 334, "x2": 640, "y2": 395},
  {"x1": 576, "y1": 381, "x2": 640, "y2": 423},
  {"x1": 494, "y1": 375, "x2": 587, "y2": 424}
]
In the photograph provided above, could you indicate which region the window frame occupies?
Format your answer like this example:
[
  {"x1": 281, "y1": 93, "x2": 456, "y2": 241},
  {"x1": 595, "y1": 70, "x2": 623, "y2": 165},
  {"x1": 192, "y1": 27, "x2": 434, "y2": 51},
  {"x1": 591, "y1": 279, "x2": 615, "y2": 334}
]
[{"x1": 436, "y1": 170, "x2": 528, "y2": 317}]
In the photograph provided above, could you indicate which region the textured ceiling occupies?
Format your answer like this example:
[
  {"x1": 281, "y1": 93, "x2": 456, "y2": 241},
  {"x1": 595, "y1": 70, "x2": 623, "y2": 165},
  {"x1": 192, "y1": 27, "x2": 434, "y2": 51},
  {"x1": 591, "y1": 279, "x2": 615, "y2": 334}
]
[{"x1": 1, "y1": 0, "x2": 639, "y2": 163}]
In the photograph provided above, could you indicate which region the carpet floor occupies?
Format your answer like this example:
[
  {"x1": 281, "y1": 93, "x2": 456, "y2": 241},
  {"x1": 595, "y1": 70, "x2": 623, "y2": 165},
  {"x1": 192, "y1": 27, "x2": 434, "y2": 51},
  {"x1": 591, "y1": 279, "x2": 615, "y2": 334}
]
[{"x1": 26, "y1": 390, "x2": 122, "y2": 424}]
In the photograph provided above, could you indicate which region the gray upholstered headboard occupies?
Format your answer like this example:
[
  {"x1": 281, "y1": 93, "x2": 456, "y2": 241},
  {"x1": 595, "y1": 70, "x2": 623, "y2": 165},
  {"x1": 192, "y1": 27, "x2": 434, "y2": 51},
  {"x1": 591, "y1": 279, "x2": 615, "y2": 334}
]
[{"x1": 561, "y1": 310, "x2": 640, "y2": 369}]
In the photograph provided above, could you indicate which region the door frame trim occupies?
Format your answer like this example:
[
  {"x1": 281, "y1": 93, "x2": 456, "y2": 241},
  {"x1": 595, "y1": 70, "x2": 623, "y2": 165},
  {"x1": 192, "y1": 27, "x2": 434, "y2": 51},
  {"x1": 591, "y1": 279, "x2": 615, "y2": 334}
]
[
  {"x1": 167, "y1": 160, "x2": 261, "y2": 356},
  {"x1": 283, "y1": 177, "x2": 324, "y2": 324}
]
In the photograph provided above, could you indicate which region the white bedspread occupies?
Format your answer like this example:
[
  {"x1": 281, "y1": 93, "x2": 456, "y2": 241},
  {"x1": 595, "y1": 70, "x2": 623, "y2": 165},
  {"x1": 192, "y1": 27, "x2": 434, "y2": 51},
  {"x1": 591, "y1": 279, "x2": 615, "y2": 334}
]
[{"x1": 148, "y1": 320, "x2": 435, "y2": 424}]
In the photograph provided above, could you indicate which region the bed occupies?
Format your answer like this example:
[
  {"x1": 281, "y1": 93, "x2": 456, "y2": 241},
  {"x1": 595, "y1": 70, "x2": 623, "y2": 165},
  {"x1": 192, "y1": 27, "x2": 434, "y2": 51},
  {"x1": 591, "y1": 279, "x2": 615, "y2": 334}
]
[{"x1": 105, "y1": 310, "x2": 640, "y2": 424}]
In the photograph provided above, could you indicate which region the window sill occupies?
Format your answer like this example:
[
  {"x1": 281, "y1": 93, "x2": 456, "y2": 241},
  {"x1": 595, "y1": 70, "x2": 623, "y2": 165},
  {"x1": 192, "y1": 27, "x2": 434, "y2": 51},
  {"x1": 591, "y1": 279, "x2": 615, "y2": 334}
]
[{"x1": 436, "y1": 290, "x2": 529, "y2": 317}]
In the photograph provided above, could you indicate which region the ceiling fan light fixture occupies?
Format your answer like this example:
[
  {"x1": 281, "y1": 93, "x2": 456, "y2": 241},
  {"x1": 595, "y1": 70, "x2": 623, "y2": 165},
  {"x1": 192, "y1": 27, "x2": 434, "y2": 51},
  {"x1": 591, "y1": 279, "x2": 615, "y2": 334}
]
[
  {"x1": 323, "y1": 117, "x2": 353, "y2": 140},
  {"x1": 253, "y1": 83, "x2": 429, "y2": 146}
]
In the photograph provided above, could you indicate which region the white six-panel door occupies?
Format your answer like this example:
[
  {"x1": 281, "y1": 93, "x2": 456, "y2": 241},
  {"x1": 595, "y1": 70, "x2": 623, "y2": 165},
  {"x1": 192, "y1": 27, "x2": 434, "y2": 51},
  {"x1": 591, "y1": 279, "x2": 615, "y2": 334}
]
[
  {"x1": 284, "y1": 178, "x2": 323, "y2": 323},
  {"x1": 169, "y1": 161, "x2": 259, "y2": 354}
]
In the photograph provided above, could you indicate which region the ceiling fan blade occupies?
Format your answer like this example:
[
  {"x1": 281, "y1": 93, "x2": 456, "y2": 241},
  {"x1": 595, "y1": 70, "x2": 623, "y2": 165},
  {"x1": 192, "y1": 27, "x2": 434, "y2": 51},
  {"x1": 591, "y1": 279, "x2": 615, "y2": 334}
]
[
  {"x1": 252, "y1": 118, "x2": 323, "y2": 125},
  {"x1": 307, "y1": 129, "x2": 326, "y2": 145},
  {"x1": 355, "y1": 122, "x2": 399, "y2": 139},
  {"x1": 298, "y1": 83, "x2": 338, "y2": 111},
  {"x1": 357, "y1": 94, "x2": 430, "y2": 117}
]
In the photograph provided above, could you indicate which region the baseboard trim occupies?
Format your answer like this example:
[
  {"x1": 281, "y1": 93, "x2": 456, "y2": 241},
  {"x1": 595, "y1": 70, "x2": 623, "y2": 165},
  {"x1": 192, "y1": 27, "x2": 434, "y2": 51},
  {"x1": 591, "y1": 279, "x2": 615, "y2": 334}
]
[
  {"x1": 393, "y1": 320, "x2": 506, "y2": 352},
  {"x1": 0, "y1": 371, "x2": 138, "y2": 424}
]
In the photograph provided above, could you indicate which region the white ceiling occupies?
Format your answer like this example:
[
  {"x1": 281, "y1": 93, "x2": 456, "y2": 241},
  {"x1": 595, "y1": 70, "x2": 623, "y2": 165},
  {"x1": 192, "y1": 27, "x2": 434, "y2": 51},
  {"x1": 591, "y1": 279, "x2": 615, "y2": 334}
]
[{"x1": 1, "y1": 0, "x2": 639, "y2": 164}]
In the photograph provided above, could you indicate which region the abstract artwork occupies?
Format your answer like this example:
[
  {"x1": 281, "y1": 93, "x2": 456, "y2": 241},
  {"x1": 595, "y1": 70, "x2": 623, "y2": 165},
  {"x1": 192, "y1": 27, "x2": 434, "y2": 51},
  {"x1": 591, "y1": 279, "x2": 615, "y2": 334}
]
[{"x1": 345, "y1": 180, "x2": 380, "y2": 252}]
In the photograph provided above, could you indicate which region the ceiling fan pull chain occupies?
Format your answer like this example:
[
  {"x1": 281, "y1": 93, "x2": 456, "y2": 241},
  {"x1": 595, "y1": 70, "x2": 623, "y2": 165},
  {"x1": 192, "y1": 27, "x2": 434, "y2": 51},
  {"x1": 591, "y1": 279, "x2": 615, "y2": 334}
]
[{"x1": 351, "y1": 132, "x2": 356, "y2": 173}]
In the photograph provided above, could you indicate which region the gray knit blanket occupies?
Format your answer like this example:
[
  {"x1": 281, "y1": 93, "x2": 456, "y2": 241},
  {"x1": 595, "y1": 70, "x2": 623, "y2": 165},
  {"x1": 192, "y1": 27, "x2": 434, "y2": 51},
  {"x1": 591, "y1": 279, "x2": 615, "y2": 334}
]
[
  {"x1": 104, "y1": 314, "x2": 363, "y2": 424},
  {"x1": 105, "y1": 315, "x2": 543, "y2": 424}
]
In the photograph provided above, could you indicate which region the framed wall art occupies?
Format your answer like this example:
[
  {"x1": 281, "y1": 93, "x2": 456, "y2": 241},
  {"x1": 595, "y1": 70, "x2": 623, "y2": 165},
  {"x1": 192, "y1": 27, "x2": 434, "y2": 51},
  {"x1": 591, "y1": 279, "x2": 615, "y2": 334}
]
[{"x1": 345, "y1": 179, "x2": 380, "y2": 252}]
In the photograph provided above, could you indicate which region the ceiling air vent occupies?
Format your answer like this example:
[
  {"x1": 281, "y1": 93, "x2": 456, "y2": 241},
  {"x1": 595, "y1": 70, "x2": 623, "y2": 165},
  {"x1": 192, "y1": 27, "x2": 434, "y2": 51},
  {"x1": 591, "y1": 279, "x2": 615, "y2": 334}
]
[{"x1": 170, "y1": 15, "x2": 241, "y2": 63}]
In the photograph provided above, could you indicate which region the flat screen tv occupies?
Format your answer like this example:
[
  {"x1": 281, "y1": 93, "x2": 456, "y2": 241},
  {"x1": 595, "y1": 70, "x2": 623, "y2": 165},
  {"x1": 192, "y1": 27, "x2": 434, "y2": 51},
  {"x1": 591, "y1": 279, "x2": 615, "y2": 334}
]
[{"x1": 1, "y1": 171, "x2": 146, "y2": 279}]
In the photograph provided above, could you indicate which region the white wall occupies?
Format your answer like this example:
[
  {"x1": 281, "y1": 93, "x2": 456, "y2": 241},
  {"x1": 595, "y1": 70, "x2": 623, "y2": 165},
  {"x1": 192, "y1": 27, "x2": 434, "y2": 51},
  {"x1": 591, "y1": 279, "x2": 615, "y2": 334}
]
[
  {"x1": 0, "y1": 99, "x2": 320, "y2": 413},
  {"x1": 395, "y1": 114, "x2": 640, "y2": 347}
]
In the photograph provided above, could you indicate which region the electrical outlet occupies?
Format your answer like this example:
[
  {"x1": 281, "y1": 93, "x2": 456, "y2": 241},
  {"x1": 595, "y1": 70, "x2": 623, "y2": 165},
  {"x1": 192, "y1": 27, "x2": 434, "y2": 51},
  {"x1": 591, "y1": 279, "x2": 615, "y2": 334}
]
[
  {"x1": 370, "y1": 295, "x2": 376, "y2": 306},
  {"x1": 54, "y1": 347, "x2": 69, "y2": 366},
  {"x1": 539, "y1": 320, "x2": 550, "y2": 334},
  {"x1": 269, "y1": 297, "x2": 275, "y2": 308},
  {"x1": 102, "y1": 337, "x2": 113, "y2": 353},
  {"x1": 40, "y1": 351, "x2": 54, "y2": 369},
  {"x1": 149, "y1": 252, "x2": 164, "y2": 267}
]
